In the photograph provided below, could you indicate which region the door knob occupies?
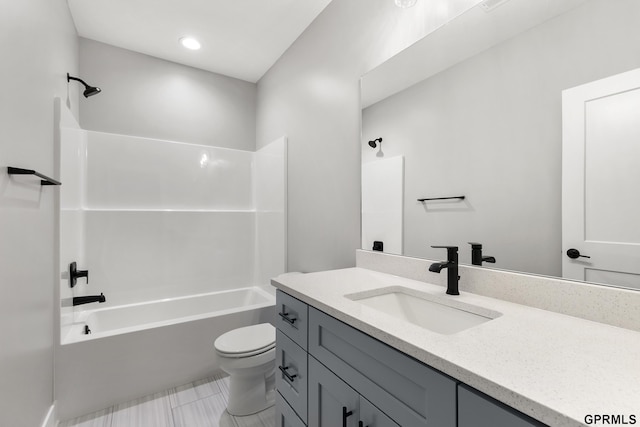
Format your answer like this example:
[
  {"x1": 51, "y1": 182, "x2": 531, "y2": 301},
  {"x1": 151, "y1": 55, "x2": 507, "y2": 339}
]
[{"x1": 566, "y1": 248, "x2": 591, "y2": 259}]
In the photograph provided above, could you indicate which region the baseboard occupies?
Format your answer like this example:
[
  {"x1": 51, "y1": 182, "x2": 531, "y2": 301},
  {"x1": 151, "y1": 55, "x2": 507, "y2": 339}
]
[{"x1": 41, "y1": 402, "x2": 57, "y2": 427}]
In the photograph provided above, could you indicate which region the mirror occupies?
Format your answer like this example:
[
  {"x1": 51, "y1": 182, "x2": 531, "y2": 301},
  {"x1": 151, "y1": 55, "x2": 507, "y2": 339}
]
[{"x1": 361, "y1": 0, "x2": 640, "y2": 290}]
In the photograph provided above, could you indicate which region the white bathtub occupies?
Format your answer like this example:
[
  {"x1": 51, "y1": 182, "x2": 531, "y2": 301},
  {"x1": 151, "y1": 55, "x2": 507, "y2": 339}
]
[
  {"x1": 64, "y1": 286, "x2": 274, "y2": 343},
  {"x1": 56, "y1": 286, "x2": 275, "y2": 420}
]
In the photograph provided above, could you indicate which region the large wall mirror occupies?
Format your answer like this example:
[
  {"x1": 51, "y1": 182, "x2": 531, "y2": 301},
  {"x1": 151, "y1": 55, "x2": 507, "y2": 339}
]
[{"x1": 361, "y1": 0, "x2": 640, "y2": 290}]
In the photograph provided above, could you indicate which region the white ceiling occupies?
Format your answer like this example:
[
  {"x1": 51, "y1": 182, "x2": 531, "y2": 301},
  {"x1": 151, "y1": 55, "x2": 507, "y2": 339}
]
[{"x1": 67, "y1": 0, "x2": 333, "y2": 83}]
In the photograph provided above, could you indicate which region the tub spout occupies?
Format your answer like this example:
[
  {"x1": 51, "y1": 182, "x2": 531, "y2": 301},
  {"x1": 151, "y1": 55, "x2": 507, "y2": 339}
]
[{"x1": 73, "y1": 293, "x2": 106, "y2": 306}]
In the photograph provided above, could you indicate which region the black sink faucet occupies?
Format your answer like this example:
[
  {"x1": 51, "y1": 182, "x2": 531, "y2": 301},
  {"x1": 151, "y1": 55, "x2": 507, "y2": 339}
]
[
  {"x1": 429, "y1": 246, "x2": 459, "y2": 295},
  {"x1": 73, "y1": 293, "x2": 106, "y2": 306},
  {"x1": 468, "y1": 242, "x2": 496, "y2": 266}
]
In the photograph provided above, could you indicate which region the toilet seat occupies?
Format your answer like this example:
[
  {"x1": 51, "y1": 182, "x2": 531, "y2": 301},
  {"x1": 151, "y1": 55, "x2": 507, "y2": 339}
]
[{"x1": 214, "y1": 323, "x2": 275, "y2": 358}]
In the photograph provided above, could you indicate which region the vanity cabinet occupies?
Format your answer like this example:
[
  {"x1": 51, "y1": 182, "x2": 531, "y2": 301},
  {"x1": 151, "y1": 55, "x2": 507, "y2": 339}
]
[{"x1": 275, "y1": 290, "x2": 547, "y2": 427}]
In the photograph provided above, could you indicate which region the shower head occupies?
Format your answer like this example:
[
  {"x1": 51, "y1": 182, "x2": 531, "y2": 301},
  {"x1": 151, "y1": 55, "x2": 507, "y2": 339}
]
[
  {"x1": 67, "y1": 73, "x2": 102, "y2": 98},
  {"x1": 368, "y1": 137, "x2": 382, "y2": 148},
  {"x1": 82, "y1": 85, "x2": 102, "y2": 98}
]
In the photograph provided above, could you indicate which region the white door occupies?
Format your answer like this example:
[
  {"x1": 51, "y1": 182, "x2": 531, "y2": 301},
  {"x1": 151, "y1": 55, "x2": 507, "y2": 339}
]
[{"x1": 562, "y1": 68, "x2": 640, "y2": 290}]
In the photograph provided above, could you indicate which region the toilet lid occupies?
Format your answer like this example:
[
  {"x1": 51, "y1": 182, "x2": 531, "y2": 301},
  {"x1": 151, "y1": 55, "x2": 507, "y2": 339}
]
[{"x1": 214, "y1": 323, "x2": 275, "y2": 356}]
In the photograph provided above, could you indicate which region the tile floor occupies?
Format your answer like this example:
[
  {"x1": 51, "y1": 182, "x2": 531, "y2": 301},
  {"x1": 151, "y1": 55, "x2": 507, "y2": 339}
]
[{"x1": 59, "y1": 373, "x2": 275, "y2": 427}]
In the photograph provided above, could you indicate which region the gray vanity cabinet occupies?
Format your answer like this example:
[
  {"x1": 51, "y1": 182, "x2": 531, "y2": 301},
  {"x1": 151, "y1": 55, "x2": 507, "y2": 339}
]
[
  {"x1": 458, "y1": 384, "x2": 546, "y2": 427},
  {"x1": 275, "y1": 290, "x2": 547, "y2": 427}
]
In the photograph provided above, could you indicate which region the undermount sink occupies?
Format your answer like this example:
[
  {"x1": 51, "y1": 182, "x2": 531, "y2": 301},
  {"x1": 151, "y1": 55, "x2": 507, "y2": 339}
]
[{"x1": 346, "y1": 286, "x2": 501, "y2": 335}]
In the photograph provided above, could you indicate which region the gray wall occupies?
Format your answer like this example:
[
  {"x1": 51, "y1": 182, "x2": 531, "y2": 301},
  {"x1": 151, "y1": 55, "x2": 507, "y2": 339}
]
[
  {"x1": 255, "y1": 0, "x2": 477, "y2": 272},
  {"x1": 0, "y1": 0, "x2": 79, "y2": 425},
  {"x1": 79, "y1": 38, "x2": 257, "y2": 151},
  {"x1": 362, "y1": 0, "x2": 640, "y2": 277}
]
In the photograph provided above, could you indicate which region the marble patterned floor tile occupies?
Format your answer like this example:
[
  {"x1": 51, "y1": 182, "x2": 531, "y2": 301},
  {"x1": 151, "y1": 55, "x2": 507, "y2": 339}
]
[
  {"x1": 233, "y1": 406, "x2": 275, "y2": 427},
  {"x1": 111, "y1": 391, "x2": 174, "y2": 427},
  {"x1": 172, "y1": 393, "x2": 233, "y2": 427},
  {"x1": 169, "y1": 376, "x2": 222, "y2": 408},
  {"x1": 257, "y1": 406, "x2": 275, "y2": 427},
  {"x1": 58, "y1": 408, "x2": 112, "y2": 427},
  {"x1": 212, "y1": 372, "x2": 231, "y2": 404}
]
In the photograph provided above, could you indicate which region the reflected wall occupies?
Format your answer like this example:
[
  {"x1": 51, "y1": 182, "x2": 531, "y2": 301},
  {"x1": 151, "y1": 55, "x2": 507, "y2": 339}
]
[{"x1": 362, "y1": 0, "x2": 640, "y2": 276}]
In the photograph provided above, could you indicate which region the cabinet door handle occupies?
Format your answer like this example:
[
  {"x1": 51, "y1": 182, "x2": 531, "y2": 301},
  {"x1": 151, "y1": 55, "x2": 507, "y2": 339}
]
[
  {"x1": 278, "y1": 365, "x2": 297, "y2": 382},
  {"x1": 278, "y1": 311, "x2": 297, "y2": 325},
  {"x1": 343, "y1": 407, "x2": 354, "y2": 427}
]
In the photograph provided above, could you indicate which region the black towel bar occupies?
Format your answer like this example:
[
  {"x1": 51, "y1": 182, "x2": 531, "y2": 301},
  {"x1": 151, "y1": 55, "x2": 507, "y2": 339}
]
[
  {"x1": 417, "y1": 196, "x2": 465, "y2": 202},
  {"x1": 7, "y1": 167, "x2": 61, "y2": 186}
]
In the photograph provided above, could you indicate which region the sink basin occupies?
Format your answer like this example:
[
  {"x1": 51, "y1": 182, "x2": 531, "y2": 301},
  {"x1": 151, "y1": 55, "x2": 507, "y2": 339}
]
[{"x1": 346, "y1": 287, "x2": 501, "y2": 335}]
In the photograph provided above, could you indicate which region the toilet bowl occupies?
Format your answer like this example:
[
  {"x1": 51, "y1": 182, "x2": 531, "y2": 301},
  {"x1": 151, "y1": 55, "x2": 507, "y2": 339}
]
[{"x1": 214, "y1": 323, "x2": 276, "y2": 416}]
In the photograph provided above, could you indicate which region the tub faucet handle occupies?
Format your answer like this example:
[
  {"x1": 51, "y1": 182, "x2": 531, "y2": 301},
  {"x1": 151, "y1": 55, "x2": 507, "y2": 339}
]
[{"x1": 69, "y1": 261, "x2": 89, "y2": 288}]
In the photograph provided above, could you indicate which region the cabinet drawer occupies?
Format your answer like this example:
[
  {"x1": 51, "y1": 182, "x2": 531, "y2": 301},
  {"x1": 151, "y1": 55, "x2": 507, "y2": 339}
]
[
  {"x1": 276, "y1": 392, "x2": 306, "y2": 427},
  {"x1": 276, "y1": 330, "x2": 308, "y2": 422},
  {"x1": 309, "y1": 308, "x2": 456, "y2": 427},
  {"x1": 458, "y1": 384, "x2": 547, "y2": 427},
  {"x1": 276, "y1": 290, "x2": 308, "y2": 349}
]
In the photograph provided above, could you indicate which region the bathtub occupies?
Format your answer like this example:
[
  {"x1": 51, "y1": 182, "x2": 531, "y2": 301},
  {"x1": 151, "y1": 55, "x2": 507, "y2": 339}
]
[{"x1": 56, "y1": 286, "x2": 275, "y2": 420}]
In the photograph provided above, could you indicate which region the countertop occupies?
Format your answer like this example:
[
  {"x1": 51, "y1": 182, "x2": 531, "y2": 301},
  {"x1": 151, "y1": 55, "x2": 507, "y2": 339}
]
[{"x1": 272, "y1": 267, "x2": 640, "y2": 427}]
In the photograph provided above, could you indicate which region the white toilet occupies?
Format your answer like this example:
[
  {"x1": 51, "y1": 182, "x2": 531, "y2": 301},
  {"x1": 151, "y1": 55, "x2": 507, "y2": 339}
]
[{"x1": 214, "y1": 323, "x2": 276, "y2": 416}]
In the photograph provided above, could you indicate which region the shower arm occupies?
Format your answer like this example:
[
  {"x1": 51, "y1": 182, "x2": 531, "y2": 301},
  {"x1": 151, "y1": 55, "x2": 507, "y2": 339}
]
[{"x1": 67, "y1": 73, "x2": 90, "y2": 87}]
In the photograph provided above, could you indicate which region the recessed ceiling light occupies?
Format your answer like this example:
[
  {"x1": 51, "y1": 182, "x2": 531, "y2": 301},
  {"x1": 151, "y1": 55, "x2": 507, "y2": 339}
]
[
  {"x1": 179, "y1": 37, "x2": 201, "y2": 50},
  {"x1": 395, "y1": 0, "x2": 417, "y2": 8}
]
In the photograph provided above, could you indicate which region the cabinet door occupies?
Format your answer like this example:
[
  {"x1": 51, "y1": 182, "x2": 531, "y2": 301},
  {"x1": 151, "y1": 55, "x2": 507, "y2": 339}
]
[
  {"x1": 308, "y1": 356, "x2": 359, "y2": 427},
  {"x1": 360, "y1": 397, "x2": 399, "y2": 427},
  {"x1": 276, "y1": 392, "x2": 306, "y2": 427},
  {"x1": 458, "y1": 385, "x2": 547, "y2": 427}
]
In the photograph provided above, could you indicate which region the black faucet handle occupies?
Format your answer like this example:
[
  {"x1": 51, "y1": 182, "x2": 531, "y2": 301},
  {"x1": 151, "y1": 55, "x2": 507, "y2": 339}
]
[
  {"x1": 431, "y1": 245, "x2": 458, "y2": 256},
  {"x1": 69, "y1": 261, "x2": 89, "y2": 287}
]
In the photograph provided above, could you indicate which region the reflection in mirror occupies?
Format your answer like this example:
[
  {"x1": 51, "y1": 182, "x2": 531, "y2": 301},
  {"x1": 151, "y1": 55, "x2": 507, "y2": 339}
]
[{"x1": 361, "y1": 0, "x2": 640, "y2": 290}]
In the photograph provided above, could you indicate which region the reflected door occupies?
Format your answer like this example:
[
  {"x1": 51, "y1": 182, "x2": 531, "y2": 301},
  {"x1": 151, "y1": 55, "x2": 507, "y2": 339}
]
[{"x1": 562, "y1": 68, "x2": 640, "y2": 289}]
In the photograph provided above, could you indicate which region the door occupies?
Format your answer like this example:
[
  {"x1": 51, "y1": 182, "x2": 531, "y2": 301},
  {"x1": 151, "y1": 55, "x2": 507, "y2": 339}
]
[
  {"x1": 562, "y1": 68, "x2": 640, "y2": 289},
  {"x1": 308, "y1": 356, "x2": 359, "y2": 427}
]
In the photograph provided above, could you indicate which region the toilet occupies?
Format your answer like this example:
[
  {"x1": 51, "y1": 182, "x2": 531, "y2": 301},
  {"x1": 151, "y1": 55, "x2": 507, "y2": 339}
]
[{"x1": 214, "y1": 323, "x2": 276, "y2": 416}]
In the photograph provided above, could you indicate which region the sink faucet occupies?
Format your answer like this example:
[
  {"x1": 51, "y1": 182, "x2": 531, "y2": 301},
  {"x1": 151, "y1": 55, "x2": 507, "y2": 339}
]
[
  {"x1": 468, "y1": 242, "x2": 496, "y2": 266},
  {"x1": 429, "y1": 246, "x2": 459, "y2": 295},
  {"x1": 73, "y1": 293, "x2": 106, "y2": 306}
]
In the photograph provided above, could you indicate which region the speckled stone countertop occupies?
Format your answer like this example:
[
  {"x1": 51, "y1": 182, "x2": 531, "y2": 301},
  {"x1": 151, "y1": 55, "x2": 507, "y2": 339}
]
[{"x1": 272, "y1": 267, "x2": 640, "y2": 427}]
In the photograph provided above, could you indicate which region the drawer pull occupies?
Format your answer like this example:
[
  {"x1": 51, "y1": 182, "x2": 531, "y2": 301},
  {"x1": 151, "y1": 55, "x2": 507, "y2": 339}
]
[
  {"x1": 278, "y1": 365, "x2": 298, "y2": 382},
  {"x1": 343, "y1": 407, "x2": 354, "y2": 427},
  {"x1": 278, "y1": 311, "x2": 297, "y2": 325}
]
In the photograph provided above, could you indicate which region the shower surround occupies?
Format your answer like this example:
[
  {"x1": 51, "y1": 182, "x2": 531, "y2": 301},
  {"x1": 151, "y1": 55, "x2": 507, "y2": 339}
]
[{"x1": 56, "y1": 100, "x2": 285, "y2": 419}]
